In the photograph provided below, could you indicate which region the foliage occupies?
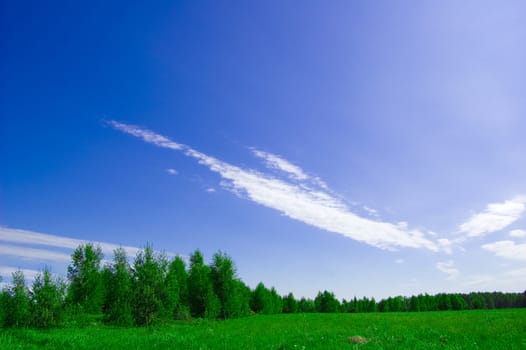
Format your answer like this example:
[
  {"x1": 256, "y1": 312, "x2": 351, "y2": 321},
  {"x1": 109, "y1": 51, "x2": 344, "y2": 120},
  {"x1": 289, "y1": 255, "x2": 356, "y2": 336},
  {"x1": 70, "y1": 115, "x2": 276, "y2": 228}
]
[
  {"x1": 210, "y1": 251, "x2": 250, "y2": 319},
  {"x1": 168, "y1": 256, "x2": 191, "y2": 320},
  {"x1": 282, "y1": 293, "x2": 298, "y2": 313},
  {"x1": 132, "y1": 244, "x2": 165, "y2": 325},
  {"x1": 103, "y1": 248, "x2": 133, "y2": 326},
  {"x1": 2, "y1": 242, "x2": 526, "y2": 330},
  {"x1": 250, "y1": 282, "x2": 271, "y2": 314},
  {"x1": 187, "y1": 250, "x2": 219, "y2": 319},
  {"x1": 3, "y1": 270, "x2": 31, "y2": 328},
  {"x1": 314, "y1": 290, "x2": 340, "y2": 313},
  {"x1": 30, "y1": 268, "x2": 65, "y2": 328},
  {"x1": 0, "y1": 277, "x2": 6, "y2": 327},
  {"x1": 67, "y1": 243, "x2": 104, "y2": 314}
]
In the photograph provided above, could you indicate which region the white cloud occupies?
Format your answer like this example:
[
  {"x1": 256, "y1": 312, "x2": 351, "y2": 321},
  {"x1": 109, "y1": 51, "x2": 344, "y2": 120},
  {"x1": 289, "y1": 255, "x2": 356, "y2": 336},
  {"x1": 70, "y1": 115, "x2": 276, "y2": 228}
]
[
  {"x1": 107, "y1": 120, "x2": 183, "y2": 150},
  {"x1": 481, "y1": 240, "x2": 526, "y2": 261},
  {"x1": 509, "y1": 229, "x2": 526, "y2": 238},
  {"x1": 363, "y1": 206, "x2": 379, "y2": 217},
  {"x1": 166, "y1": 168, "x2": 178, "y2": 175},
  {"x1": 0, "y1": 266, "x2": 41, "y2": 281},
  {"x1": 0, "y1": 226, "x2": 142, "y2": 258},
  {"x1": 395, "y1": 258, "x2": 404, "y2": 264},
  {"x1": 251, "y1": 148, "x2": 308, "y2": 181},
  {"x1": 111, "y1": 121, "x2": 440, "y2": 251},
  {"x1": 206, "y1": 188, "x2": 216, "y2": 193},
  {"x1": 437, "y1": 238, "x2": 453, "y2": 254},
  {"x1": 436, "y1": 260, "x2": 459, "y2": 280},
  {"x1": 458, "y1": 196, "x2": 526, "y2": 237},
  {"x1": 0, "y1": 243, "x2": 71, "y2": 262}
]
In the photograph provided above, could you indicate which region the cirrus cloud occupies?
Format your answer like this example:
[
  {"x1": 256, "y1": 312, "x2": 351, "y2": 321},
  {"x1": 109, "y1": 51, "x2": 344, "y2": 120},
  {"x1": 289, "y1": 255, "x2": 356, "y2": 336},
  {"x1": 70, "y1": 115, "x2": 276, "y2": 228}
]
[{"x1": 109, "y1": 121, "x2": 440, "y2": 252}]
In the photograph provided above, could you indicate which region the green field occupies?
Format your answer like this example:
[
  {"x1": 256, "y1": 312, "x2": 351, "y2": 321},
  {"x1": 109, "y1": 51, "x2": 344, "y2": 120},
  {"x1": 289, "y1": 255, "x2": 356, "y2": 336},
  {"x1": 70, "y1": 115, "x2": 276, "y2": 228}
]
[{"x1": 1, "y1": 309, "x2": 525, "y2": 349}]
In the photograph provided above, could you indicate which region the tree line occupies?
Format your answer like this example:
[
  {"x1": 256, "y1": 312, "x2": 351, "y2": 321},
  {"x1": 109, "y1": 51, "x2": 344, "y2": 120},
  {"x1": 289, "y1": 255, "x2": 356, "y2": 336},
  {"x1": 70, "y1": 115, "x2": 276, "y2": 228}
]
[{"x1": 1, "y1": 243, "x2": 525, "y2": 328}]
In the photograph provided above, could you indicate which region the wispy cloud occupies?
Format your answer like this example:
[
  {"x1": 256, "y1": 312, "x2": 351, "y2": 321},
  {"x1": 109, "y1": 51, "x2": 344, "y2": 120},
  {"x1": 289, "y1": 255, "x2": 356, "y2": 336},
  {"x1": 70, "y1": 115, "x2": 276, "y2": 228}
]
[
  {"x1": 0, "y1": 226, "x2": 142, "y2": 258},
  {"x1": 166, "y1": 168, "x2": 178, "y2": 175},
  {"x1": 437, "y1": 238, "x2": 454, "y2": 255},
  {"x1": 458, "y1": 196, "x2": 526, "y2": 238},
  {"x1": 251, "y1": 148, "x2": 308, "y2": 181},
  {"x1": 481, "y1": 240, "x2": 526, "y2": 261},
  {"x1": 0, "y1": 243, "x2": 71, "y2": 262},
  {"x1": 363, "y1": 206, "x2": 379, "y2": 217},
  {"x1": 110, "y1": 121, "x2": 440, "y2": 251},
  {"x1": 107, "y1": 120, "x2": 183, "y2": 151},
  {"x1": 436, "y1": 260, "x2": 459, "y2": 280}
]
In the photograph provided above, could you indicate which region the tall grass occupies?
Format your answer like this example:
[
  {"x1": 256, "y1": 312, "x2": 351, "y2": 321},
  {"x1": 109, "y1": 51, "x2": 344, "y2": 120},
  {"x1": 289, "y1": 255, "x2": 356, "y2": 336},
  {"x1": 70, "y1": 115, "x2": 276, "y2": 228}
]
[{"x1": 1, "y1": 309, "x2": 525, "y2": 349}]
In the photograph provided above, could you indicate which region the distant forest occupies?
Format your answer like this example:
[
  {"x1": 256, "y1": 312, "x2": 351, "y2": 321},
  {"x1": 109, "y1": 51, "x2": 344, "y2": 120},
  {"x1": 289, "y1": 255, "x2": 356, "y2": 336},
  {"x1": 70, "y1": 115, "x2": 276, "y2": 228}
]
[{"x1": 1, "y1": 243, "x2": 525, "y2": 328}]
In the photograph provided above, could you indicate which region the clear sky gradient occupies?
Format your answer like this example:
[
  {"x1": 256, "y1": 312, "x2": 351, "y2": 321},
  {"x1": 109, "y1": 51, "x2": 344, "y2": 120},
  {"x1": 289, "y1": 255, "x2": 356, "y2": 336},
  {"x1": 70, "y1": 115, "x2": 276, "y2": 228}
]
[{"x1": 1, "y1": 1, "x2": 526, "y2": 299}]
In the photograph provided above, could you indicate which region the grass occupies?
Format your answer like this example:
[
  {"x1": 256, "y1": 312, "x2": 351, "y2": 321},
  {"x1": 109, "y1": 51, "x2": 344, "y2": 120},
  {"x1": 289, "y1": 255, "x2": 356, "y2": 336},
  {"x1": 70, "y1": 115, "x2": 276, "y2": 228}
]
[{"x1": 1, "y1": 309, "x2": 525, "y2": 349}]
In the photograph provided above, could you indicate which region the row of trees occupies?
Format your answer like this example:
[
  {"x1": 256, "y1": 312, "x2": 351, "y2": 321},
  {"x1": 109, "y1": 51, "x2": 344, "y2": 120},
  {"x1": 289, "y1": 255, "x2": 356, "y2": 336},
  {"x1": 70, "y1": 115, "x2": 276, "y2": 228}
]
[{"x1": 1, "y1": 243, "x2": 525, "y2": 328}]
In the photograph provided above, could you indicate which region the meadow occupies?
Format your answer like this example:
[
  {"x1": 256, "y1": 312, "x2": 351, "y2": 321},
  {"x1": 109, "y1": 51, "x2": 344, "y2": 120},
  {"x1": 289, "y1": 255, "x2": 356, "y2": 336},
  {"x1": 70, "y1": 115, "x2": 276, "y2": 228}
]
[{"x1": 1, "y1": 309, "x2": 525, "y2": 349}]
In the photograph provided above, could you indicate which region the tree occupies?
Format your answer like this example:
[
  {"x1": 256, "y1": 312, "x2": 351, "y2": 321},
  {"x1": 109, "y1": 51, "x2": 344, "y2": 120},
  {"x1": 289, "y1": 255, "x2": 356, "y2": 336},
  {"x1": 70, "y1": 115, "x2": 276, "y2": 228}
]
[
  {"x1": 0, "y1": 276, "x2": 5, "y2": 327},
  {"x1": 437, "y1": 293, "x2": 452, "y2": 311},
  {"x1": 298, "y1": 297, "x2": 315, "y2": 313},
  {"x1": 470, "y1": 293, "x2": 487, "y2": 309},
  {"x1": 31, "y1": 267, "x2": 65, "y2": 328},
  {"x1": 162, "y1": 256, "x2": 185, "y2": 320},
  {"x1": 67, "y1": 243, "x2": 104, "y2": 314},
  {"x1": 282, "y1": 293, "x2": 298, "y2": 313},
  {"x1": 4, "y1": 270, "x2": 30, "y2": 328},
  {"x1": 233, "y1": 279, "x2": 252, "y2": 317},
  {"x1": 451, "y1": 294, "x2": 467, "y2": 310},
  {"x1": 251, "y1": 282, "x2": 272, "y2": 314},
  {"x1": 187, "y1": 250, "x2": 219, "y2": 319},
  {"x1": 103, "y1": 248, "x2": 133, "y2": 326},
  {"x1": 269, "y1": 287, "x2": 283, "y2": 314},
  {"x1": 132, "y1": 244, "x2": 164, "y2": 325},
  {"x1": 314, "y1": 291, "x2": 340, "y2": 313},
  {"x1": 210, "y1": 251, "x2": 249, "y2": 319}
]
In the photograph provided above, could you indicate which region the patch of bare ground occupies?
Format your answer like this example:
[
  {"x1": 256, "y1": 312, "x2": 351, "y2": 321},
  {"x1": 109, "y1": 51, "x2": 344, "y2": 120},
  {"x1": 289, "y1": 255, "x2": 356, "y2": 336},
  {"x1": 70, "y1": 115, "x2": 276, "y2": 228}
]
[{"x1": 348, "y1": 335, "x2": 369, "y2": 344}]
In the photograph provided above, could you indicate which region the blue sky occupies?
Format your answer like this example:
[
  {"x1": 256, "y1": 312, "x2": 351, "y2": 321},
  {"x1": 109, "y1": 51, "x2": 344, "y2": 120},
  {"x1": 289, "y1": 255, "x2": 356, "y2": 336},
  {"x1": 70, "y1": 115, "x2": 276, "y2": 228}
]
[{"x1": 1, "y1": 1, "x2": 526, "y2": 299}]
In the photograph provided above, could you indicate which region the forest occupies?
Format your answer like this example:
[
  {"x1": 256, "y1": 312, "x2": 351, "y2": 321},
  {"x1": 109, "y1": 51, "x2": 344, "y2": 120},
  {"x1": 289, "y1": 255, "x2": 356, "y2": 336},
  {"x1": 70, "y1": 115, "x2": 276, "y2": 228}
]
[{"x1": 1, "y1": 243, "x2": 525, "y2": 328}]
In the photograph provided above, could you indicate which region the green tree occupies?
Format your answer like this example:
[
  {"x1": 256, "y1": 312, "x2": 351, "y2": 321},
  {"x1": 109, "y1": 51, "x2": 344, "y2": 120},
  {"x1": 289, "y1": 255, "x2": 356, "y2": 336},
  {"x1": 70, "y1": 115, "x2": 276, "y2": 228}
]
[
  {"x1": 470, "y1": 293, "x2": 487, "y2": 309},
  {"x1": 187, "y1": 250, "x2": 219, "y2": 319},
  {"x1": 103, "y1": 248, "x2": 133, "y2": 326},
  {"x1": 451, "y1": 294, "x2": 467, "y2": 310},
  {"x1": 210, "y1": 251, "x2": 249, "y2": 319},
  {"x1": 31, "y1": 268, "x2": 65, "y2": 328},
  {"x1": 282, "y1": 293, "x2": 298, "y2": 313},
  {"x1": 0, "y1": 276, "x2": 5, "y2": 327},
  {"x1": 250, "y1": 282, "x2": 272, "y2": 314},
  {"x1": 437, "y1": 293, "x2": 452, "y2": 311},
  {"x1": 169, "y1": 256, "x2": 190, "y2": 319},
  {"x1": 162, "y1": 256, "x2": 182, "y2": 320},
  {"x1": 269, "y1": 287, "x2": 283, "y2": 314},
  {"x1": 298, "y1": 297, "x2": 315, "y2": 313},
  {"x1": 132, "y1": 244, "x2": 164, "y2": 325},
  {"x1": 409, "y1": 296, "x2": 420, "y2": 312},
  {"x1": 233, "y1": 279, "x2": 252, "y2": 317},
  {"x1": 4, "y1": 270, "x2": 30, "y2": 328},
  {"x1": 67, "y1": 243, "x2": 104, "y2": 314},
  {"x1": 314, "y1": 290, "x2": 340, "y2": 313}
]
